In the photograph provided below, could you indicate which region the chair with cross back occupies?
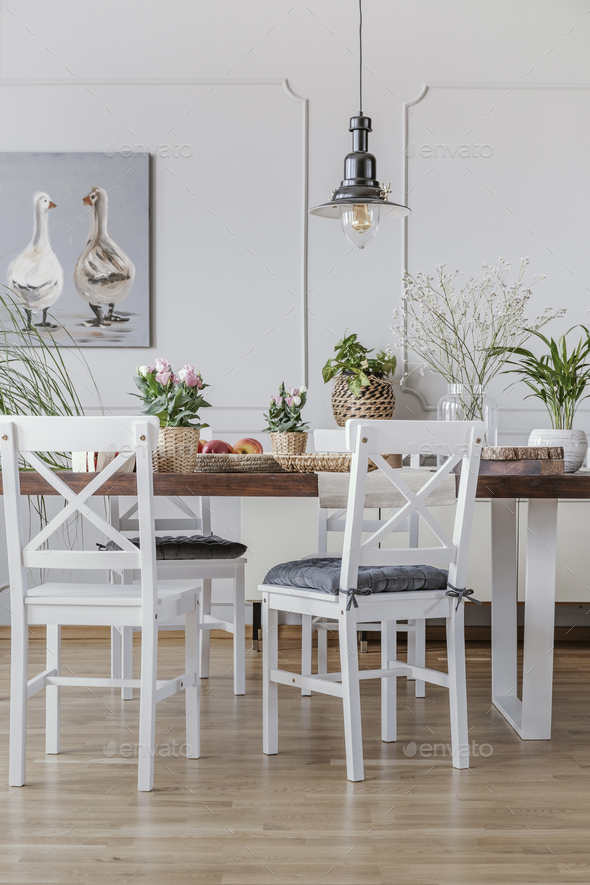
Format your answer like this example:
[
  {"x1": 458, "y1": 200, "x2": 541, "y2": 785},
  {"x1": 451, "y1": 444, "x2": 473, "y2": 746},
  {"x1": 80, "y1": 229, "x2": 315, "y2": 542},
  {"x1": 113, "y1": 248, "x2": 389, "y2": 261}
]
[
  {"x1": 261, "y1": 419, "x2": 482, "y2": 781},
  {"x1": 1, "y1": 415, "x2": 201, "y2": 792}
]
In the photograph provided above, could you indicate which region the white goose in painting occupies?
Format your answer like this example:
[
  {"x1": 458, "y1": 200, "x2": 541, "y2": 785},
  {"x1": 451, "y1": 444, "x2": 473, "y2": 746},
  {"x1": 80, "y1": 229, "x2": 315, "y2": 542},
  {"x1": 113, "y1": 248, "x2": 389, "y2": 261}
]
[
  {"x1": 74, "y1": 186, "x2": 135, "y2": 327},
  {"x1": 7, "y1": 192, "x2": 63, "y2": 330}
]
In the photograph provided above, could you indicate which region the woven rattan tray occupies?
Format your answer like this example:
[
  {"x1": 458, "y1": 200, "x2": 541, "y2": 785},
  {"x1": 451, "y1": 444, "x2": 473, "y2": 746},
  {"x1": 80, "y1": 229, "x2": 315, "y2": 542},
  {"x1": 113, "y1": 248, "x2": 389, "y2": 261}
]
[
  {"x1": 273, "y1": 453, "x2": 403, "y2": 474},
  {"x1": 194, "y1": 453, "x2": 285, "y2": 473}
]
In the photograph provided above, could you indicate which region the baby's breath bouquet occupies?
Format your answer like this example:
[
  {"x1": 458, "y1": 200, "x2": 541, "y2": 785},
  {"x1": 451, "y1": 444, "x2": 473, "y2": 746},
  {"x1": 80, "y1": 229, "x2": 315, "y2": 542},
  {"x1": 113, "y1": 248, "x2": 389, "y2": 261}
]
[{"x1": 392, "y1": 258, "x2": 565, "y2": 423}]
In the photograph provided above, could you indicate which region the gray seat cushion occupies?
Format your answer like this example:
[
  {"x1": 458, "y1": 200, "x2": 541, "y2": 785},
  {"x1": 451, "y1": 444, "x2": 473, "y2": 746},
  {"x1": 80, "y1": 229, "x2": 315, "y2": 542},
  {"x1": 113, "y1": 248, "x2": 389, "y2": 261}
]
[
  {"x1": 263, "y1": 558, "x2": 448, "y2": 596},
  {"x1": 103, "y1": 535, "x2": 247, "y2": 561}
]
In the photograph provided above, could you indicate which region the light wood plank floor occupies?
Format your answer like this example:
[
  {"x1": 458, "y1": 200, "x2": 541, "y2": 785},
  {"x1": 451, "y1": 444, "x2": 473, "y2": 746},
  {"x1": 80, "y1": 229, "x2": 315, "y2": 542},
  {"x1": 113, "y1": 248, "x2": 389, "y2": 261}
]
[{"x1": 0, "y1": 636, "x2": 589, "y2": 884}]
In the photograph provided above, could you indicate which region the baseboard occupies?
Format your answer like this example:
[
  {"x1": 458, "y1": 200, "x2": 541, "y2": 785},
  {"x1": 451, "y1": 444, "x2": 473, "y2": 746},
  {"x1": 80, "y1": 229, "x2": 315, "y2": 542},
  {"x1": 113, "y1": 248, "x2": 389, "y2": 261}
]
[{"x1": 1, "y1": 620, "x2": 589, "y2": 642}]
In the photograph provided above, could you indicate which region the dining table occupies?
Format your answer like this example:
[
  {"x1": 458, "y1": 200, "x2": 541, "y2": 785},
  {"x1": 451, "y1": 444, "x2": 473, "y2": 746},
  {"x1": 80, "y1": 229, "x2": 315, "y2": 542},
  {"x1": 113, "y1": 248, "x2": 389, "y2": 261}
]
[{"x1": 2, "y1": 467, "x2": 590, "y2": 741}]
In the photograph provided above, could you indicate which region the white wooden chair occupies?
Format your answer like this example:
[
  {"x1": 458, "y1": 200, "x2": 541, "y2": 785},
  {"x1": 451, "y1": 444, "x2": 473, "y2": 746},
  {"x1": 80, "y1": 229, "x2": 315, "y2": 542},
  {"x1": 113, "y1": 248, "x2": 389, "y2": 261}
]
[
  {"x1": 110, "y1": 494, "x2": 246, "y2": 697},
  {"x1": 301, "y1": 457, "x2": 426, "y2": 698},
  {"x1": 262, "y1": 419, "x2": 483, "y2": 781},
  {"x1": 1, "y1": 416, "x2": 201, "y2": 792}
]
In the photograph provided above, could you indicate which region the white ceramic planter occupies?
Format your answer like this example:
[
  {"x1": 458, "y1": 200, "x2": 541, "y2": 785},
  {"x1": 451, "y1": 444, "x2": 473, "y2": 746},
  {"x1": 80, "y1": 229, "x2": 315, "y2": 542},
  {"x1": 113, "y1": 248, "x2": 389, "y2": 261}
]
[{"x1": 528, "y1": 428, "x2": 588, "y2": 473}]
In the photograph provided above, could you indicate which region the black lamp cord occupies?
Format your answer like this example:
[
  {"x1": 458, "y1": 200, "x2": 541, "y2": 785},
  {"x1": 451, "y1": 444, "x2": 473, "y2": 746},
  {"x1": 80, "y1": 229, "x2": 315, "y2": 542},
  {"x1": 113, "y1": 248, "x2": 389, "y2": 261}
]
[{"x1": 358, "y1": 0, "x2": 363, "y2": 115}]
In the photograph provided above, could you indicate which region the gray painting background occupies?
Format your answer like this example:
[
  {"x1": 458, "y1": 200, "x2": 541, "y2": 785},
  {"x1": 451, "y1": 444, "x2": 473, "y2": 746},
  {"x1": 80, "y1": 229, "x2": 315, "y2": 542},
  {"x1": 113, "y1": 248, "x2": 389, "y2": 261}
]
[{"x1": 0, "y1": 152, "x2": 149, "y2": 347}]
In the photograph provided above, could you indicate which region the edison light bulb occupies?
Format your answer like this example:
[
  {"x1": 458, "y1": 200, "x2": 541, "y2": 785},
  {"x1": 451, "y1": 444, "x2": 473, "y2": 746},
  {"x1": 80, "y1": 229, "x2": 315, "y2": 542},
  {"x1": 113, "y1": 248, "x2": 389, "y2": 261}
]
[{"x1": 340, "y1": 204, "x2": 380, "y2": 250}]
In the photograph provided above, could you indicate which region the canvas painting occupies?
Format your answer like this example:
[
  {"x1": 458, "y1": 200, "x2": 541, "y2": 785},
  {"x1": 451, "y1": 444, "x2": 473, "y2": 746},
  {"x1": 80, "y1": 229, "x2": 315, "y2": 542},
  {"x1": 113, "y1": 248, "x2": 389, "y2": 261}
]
[{"x1": 0, "y1": 152, "x2": 149, "y2": 347}]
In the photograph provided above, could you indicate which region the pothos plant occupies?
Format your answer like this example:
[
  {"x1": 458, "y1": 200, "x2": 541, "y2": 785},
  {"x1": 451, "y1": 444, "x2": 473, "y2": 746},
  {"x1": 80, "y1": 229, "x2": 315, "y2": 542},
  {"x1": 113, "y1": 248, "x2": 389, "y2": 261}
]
[
  {"x1": 134, "y1": 359, "x2": 211, "y2": 428},
  {"x1": 322, "y1": 332, "x2": 397, "y2": 397},
  {"x1": 263, "y1": 382, "x2": 309, "y2": 433}
]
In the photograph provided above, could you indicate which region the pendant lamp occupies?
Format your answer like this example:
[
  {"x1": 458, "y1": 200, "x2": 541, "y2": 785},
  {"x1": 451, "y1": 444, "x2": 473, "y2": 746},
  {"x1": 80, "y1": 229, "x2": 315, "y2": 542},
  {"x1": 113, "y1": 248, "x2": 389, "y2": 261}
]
[{"x1": 309, "y1": 0, "x2": 410, "y2": 249}]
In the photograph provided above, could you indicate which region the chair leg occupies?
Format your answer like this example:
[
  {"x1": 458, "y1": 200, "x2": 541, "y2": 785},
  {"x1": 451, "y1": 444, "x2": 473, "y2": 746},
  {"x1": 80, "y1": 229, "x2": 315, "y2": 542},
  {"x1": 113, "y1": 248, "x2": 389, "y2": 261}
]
[
  {"x1": 111, "y1": 625, "x2": 122, "y2": 680},
  {"x1": 9, "y1": 614, "x2": 28, "y2": 787},
  {"x1": 381, "y1": 619, "x2": 396, "y2": 742},
  {"x1": 338, "y1": 610, "x2": 364, "y2": 782},
  {"x1": 317, "y1": 624, "x2": 328, "y2": 675},
  {"x1": 446, "y1": 604, "x2": 469, "y2": 770},
  {"x1": 45, "y1": 624, "x2": 61, "y2": 754},
  {"x1": 301, "y1": 615, "x2": 312, "y2": 697},
  {"x1": 199, "y1": 579, "x2": 212, "y2": 679},
  {"x1": 121, "y1": 627, "x2": 133, "y2": 700},
  {"x1": 137, "y1": 620, "x2": 158, "y2": 792},
  {"x1": 262, "y1": 595, "x2": 278, "y2": 755},
  {"x1": 408, "y1": 618, "x2": 426, "y2": 698},
  {"x1": 185, "y1": 603, "x2": 200, "y2": 759},
  {"x1": 233, "y1": 565, "x2": 246, "y2": 696}
]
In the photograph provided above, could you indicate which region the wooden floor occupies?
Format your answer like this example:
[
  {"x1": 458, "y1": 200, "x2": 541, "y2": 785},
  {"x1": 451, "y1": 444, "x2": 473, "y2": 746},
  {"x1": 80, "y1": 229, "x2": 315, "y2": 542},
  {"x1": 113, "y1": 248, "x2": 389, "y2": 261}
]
[{"x1": 0, "y1": 636, "x2": 589, "y2": 884}]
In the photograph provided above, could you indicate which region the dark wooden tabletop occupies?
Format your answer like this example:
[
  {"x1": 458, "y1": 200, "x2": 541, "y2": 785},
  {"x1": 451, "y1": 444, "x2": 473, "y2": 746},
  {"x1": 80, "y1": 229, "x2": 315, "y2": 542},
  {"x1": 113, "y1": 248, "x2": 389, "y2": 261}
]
[
  {"x1": 2, "y1": 470, "x2": 590, "y2": 499},
  {"x1": 0, "y1": 471, "x2": 319, "y2": 498}
]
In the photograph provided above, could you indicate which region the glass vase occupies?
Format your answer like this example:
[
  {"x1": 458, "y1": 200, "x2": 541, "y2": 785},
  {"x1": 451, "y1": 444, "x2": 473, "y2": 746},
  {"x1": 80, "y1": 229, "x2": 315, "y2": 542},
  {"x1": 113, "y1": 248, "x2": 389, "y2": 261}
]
[{"x1": 437, "y1": 384, "x2": 498, "y2": 446}]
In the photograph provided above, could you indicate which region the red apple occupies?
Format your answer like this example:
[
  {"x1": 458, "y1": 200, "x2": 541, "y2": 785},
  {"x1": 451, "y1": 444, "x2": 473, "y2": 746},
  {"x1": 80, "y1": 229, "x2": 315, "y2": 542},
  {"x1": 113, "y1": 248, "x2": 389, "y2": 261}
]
[
  {"x1": 233, "y1": 438, "x2": 264, "y2": 455},
  {"x1": 202, "y1": 439, "x2": 233, "y2": 454}
]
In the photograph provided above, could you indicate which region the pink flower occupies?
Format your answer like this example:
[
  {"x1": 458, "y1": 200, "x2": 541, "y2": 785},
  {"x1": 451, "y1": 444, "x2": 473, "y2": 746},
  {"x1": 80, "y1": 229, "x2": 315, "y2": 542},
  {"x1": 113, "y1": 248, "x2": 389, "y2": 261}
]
[
  {"x1": 184, "y1": 371, "x2": 201, "y2": 388},
  {"x1": 285, "y1": 396, "x2": 293, "y2": 407},
  {"x1": 156, "y1": 370, "x2": 171, "y2": 385},
  {"x1": 271, "y1": 395, "x2": 282, "y2": 406},
  {"x1": 172, "y1": 373, "x2": 181, "y2": 383},
  {"x1": 288, "y1": 387, "x2": 300, "y2": 396},
  {"x1": 177, "y1": 365, "x2": 199, "y2": 385},
  {"x1": 147, "y1": 365, "x2": 156, "y2": 373},
  {"x1": 154, "y1": 358, "x2": 170, "y2": 373}
]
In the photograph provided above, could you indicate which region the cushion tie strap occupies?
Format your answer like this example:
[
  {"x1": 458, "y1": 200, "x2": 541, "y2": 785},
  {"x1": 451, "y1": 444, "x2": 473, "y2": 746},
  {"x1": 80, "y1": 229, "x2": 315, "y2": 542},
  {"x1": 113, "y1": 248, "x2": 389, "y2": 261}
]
[
  {"x1": 340, "y1": 587, "x2": 371, "y2": 611},
  {"x1": 445, "y1": 583, "x2": 482, "y2": 611}
]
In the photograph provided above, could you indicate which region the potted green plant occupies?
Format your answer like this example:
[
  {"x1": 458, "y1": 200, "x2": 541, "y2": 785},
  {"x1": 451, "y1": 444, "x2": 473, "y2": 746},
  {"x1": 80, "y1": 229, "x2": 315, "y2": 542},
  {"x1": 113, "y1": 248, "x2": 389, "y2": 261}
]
[
  {"x1": 499, "y1": 327, "x2": 590, "y2": 473},
  {"x1": 263, "y1": 382, "x2": 309, "y2": 454},
  {"x1": 134, "y1": 360, "x2": 211, "y2": 472},
  {"x1": 322, "y1": 332, "x2": 397, "y2": 426}
]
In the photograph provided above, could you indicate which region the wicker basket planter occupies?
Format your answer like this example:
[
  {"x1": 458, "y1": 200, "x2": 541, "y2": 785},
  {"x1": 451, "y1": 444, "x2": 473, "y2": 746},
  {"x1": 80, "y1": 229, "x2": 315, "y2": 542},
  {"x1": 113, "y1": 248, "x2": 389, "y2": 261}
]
[
  {"x1": 331, "y1": 373, "x2": 395, "y2": 427},
  {"x1": 153, "y1": 426, "x2": 200, "y2": 473},
  {"x1": 270, "y1": 432, "x2": 308, "y2": 455}
]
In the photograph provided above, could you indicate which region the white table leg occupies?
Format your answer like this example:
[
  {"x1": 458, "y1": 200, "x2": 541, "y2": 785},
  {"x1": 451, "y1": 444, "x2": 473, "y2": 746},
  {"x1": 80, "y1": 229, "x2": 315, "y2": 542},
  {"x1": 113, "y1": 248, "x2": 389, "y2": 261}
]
[
  {"x1": 521, "y1": 498, "x2": 558, "y2": 740},
  {"x1": 491, "y1": 498, "x2": 518, "y2": 723},
  {"x1": 491, "y1": 496, "x2": 558, "y2": 740}
]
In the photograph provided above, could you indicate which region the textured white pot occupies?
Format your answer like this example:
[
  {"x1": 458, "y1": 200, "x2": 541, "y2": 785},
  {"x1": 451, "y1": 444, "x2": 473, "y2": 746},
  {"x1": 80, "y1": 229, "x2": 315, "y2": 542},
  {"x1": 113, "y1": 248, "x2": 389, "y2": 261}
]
[{"x1": 528, "y1": 428, "x2": 588, "y2": 473}]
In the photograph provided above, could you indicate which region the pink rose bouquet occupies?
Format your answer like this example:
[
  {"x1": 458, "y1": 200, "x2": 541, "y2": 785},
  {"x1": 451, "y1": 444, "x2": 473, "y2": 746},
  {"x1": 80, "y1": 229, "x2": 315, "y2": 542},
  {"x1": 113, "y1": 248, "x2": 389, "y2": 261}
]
[{"x1": 134, "y1": 361, "x2": 211, "y2": 428}]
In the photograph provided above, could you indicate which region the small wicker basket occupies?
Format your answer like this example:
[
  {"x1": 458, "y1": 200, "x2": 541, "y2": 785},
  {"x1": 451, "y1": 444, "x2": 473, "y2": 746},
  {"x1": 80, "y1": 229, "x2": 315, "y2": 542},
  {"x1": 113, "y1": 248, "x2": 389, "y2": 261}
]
[
  {"x1": 270, "y1": 432, "x2": 308, "y2": 455},
  {"x1": 194, "y1": 453, "x2": 285, "y2": 473},
  {"x1": 331, "y1": 373, "x2": 395, "y2": 427},
  {"x1": 273, "y1": 453, "x2": 403, "y2": 473},
  {"x1": 153, "y1": 426, "x2": 200, "y2": 474}
]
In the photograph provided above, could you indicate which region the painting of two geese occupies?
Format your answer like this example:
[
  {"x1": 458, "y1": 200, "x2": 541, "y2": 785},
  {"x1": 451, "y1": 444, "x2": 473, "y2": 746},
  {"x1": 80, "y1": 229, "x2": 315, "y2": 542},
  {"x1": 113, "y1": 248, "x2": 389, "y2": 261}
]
[{"x1": 0, "y1": 152, "x2": 149, "y2": 346}]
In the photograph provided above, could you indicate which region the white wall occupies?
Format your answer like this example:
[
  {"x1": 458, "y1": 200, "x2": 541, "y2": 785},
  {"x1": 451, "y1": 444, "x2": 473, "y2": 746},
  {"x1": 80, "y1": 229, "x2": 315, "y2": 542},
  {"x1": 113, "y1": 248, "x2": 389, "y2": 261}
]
[{"x1": 2, "y1": 0, "x2": 590, "y2": 610}]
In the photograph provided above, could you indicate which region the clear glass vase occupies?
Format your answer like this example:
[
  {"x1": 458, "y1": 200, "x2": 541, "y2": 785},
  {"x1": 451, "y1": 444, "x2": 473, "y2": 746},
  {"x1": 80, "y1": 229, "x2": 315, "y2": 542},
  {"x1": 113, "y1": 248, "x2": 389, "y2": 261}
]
[{"x1": 437, "y1": 384, "x2": 498, "y2": 446}]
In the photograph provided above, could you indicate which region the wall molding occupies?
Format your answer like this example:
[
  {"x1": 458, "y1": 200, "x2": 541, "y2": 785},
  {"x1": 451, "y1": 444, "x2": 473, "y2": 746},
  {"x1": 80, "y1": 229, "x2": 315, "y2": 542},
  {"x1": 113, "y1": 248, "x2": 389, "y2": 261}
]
[
  {"x1": 400, "y1": 82, "x2": 590, "y2": 413},
  {"x1": 0, "y1": 77, "x2": 310, "y2": 387}
]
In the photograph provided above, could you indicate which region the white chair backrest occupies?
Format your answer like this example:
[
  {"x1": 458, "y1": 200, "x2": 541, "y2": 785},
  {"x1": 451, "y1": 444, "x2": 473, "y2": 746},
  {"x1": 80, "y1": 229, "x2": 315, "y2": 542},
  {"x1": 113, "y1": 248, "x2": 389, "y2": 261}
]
[
  {"x1": 0, "y1": 416, "x2": 160, "y2": 605},
  {"x1": 317, "y1": 420, "x2": 483, "y2": 594}
]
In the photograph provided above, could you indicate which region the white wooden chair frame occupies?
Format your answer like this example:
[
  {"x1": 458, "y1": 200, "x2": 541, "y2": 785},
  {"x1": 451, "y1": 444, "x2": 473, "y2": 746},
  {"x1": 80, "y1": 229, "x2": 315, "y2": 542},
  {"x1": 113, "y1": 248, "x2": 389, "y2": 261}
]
[
  {"x1": 1, "y1": 416, "x2": 201, "y2": 792},
  {"x1": 110, "y1": 494, "x2": 246, "y2": 696},
  {"x1": 301, "y1": 450, "x2": 426, "y2": 698},
  {"x1": 262, "y1": 419, "x2": 483, "y2": 781}
]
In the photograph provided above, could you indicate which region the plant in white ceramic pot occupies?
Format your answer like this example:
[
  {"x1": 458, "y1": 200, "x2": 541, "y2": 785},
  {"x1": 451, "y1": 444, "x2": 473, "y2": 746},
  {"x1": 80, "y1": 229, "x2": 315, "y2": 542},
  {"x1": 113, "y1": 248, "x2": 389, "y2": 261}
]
[
  {"x1": 133, "y1": 360, "x2": 211, "y2": 472},
  {"x1": 498, "y1": 327, "x2": 590, "y2": 473}
]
